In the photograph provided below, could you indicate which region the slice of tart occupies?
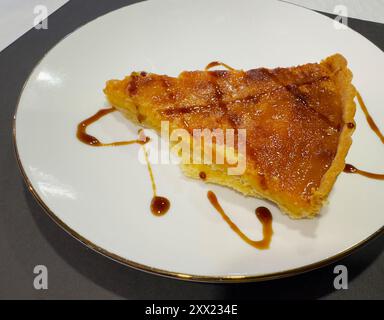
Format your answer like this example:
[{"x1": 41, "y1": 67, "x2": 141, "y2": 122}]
[{"x1": 104, "y1": 54, "x2": 356, "y2": 218}]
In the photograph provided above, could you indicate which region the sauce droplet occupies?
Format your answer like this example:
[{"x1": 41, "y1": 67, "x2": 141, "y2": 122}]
[
  {"x1": 150, "y1": 196, "x2": 171, "y2": 216},
  {"x1": 207, "y1": 191, "x2": 273, "y2": 249},
  {"x1": 199, "y1": 171, "x2": 207, "y2": 180},
  {"x1": 347, "y1": 122, "x2": 355, "y2": 129}
]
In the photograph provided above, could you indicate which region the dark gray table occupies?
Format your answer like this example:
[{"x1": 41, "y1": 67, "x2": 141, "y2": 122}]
[{"x1": 0, "y1": 0, "x2": 383, "y2": 300}]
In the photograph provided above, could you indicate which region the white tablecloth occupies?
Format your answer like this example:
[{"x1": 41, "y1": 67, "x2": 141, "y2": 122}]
[
  {"x1": 0, "y1": 0, "x2": 382, "y2": 53},
  {"x1": 0, "y1": 0, "x2": 68, "y2": 53},
  {"x1": 285, "y1": 0, "x2": 384, "y2": 24}
]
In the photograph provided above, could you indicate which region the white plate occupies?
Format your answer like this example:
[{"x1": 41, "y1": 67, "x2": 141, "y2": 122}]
[{"x1": 14, "y1": 0, "x2": 384, "y2": 281}]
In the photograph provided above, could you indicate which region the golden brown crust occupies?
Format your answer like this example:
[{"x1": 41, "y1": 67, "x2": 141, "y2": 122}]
[
  {"x1": 309, "y1": 54, "x2": 356, "y2": 216},
  {"x1": 104, "y1": 54, "x2": 356, "y2": 218}
]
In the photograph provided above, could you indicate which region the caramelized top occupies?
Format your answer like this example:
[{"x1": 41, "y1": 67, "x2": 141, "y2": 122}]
[{"x1": 105, "y1": 57, "x2": 350, "y2": 208}]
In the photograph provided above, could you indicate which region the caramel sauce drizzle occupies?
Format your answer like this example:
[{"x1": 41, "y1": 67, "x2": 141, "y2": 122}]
[
  {"x1": 343, "y1": 164, "x2": 384, "y2": 180},
  {"x1": 344, "y1": 91, "x2": 384, "y2": 180},
  {"x1": 356, "y1": 91, "x2": 384, "y2": 144},
  {"x1": 77, "y1": 108, "x2": 170, "y2": 216},
  {"x1": 141, "y1": 140, "x2": 170, "y2": 216},
  {"x1": 77, "y1": 107, "x2": 149, "y2": 146},
  {"x1": 207, "y1": 191, "x2": 273, "y2": 249},
  {"x1": 205, "y1": 61, "x2": 235, "y2": 71}
]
